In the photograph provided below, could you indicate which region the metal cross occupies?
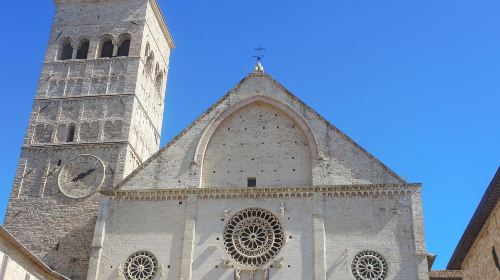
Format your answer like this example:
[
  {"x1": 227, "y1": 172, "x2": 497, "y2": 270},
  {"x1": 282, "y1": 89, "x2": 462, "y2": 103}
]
[{"x1": 253, "y1": 46, "x2": 266, "y2": 62}]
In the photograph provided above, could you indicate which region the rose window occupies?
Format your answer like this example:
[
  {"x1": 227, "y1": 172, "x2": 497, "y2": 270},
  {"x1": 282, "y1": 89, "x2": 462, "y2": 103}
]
[
  {"x1": 351, "y1": 250, "x2": 388, "y2": 280},
  {"x1": 124, "y1": 251, "x2": 158, "y2": 280},
  {"x1": 223, "y1": 208, "x2": 284, "y2": 267}
]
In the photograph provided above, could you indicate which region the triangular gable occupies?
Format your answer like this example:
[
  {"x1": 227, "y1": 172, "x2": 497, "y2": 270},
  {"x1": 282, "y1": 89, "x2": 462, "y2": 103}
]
[{"x1": 117, "y1": 70, "x2": 405, "y2": 190}]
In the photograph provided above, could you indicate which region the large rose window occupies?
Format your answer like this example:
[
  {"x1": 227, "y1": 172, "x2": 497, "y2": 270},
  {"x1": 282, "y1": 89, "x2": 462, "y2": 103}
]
[{"x1": 223, "y1": 208, "x2": 284, "y2": 267}]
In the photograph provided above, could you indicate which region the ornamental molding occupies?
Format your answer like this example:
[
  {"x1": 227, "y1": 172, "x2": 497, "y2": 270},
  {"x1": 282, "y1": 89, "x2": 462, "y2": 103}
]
[
  {"x1": 23, "y1": 142, "x2": 125, "y2": 151},
  {"x1": 103, "y1": 184, "x2": 420, "y2": 201},
  {"x1": 35, "y1": 93, "x2": 135, "y2": 102},
  {"x1": 43, "y1": 56, "x2": 138, "y2": 68}
]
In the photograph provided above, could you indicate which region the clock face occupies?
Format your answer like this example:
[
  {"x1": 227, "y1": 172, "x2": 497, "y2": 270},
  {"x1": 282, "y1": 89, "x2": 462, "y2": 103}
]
[{"x1": 58, "y1": 154, "x2": 105, "y2": 198}]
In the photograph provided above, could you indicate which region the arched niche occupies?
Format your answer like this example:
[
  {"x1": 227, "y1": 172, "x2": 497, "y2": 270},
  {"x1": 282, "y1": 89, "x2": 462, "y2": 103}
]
[{"x1": 197, "y1": 95, "x2": 318, "y2": 188}]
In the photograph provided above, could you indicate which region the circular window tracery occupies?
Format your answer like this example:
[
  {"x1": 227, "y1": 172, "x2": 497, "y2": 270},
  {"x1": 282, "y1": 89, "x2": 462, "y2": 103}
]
[
  {"x1": 223, "y1": 208, "x2": 284, "y2": 267},
  {"x1": 124, "y1": 251, "x2": 158, "y2": 280},
  {"x1": 351, "y1": 250, "x2": 388, "y2": 280}
]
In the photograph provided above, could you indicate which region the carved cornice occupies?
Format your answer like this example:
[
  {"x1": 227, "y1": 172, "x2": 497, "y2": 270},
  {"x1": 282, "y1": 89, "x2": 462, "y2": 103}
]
[
  {"x1": 24, "y1": 141, "x2": 128, "y2": 149},
  {"x1": 43, "y1": 56, "x2": 137, "y2": 67},
  {"x1": 102, "y1": 184, "x2": 421, "y2": 201},
  {"x1": 35, "y1": 93, "x2": 134, "y2": 102}
]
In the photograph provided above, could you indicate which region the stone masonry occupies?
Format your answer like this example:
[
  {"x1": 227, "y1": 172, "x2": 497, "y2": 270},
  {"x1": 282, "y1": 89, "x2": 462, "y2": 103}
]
[
  {"x1": 461, "y1": 200, "x2": 500, "y2": 279},
  {"x1": 86, "y1": 67, "x2": 430, "y2": 279},
  {"x1": 2, "y1": 1, "x2": 432, "y2": 279},
  {"x1": 3, "y1": 1, "x2": 173, "y2": 279}
]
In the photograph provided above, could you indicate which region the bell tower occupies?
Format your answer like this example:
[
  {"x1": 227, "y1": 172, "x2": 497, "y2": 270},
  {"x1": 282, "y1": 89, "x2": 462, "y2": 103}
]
[{"x1": 3, "y1": 0, "x2": 174, "y2": 279}]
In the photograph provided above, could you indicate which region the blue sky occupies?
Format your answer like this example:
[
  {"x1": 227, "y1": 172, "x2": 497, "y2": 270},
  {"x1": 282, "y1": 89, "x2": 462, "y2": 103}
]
[{"x1": 0, "y1": 0, "x2": 499, "y2": 270}]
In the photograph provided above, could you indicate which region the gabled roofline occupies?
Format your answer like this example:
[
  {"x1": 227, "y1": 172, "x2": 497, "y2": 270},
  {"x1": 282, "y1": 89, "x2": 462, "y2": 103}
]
[
  {"x1": 115, "y1": 73, "x2": 249, "y2": 189},
  {"x1": 447, "y1": 167, "x2": 500, "y2": 269},
  {"x1": 149, "y1": 0, "x2": 175, "y2": 49},
  {"x1": 116, "y1": 70, "x2": 406, "y2": 189},
  {"x1": 253, "y1": 71, "x2": 406, "y2": 184},
  {"x1": 0, "y1": 226, "x2": 70, "y2": 280}
]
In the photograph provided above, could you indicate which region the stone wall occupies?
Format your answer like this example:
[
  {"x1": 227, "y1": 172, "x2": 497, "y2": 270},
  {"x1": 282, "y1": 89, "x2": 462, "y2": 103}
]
[
  {"x1": 3, "y1": 0, "x2": 173, "y2": 279},
  {"x1": 88, "y1": 185, "x2": 428, "y2": 280},
  {"x1": 119, "y1": 72, "x2": 404, "y2": 191},
  {"x1": 202, "y1": 101, "x2": 313, "y2": 187},
  {"x1": 0, "y1": 226, "x2": 67, "y2": 280},
  {"x1": 461, "y1": 201, "x2": 500, "y2": 280},
  {"x1": 4, "y1": 144, "x2": 123, "y2": 279}
]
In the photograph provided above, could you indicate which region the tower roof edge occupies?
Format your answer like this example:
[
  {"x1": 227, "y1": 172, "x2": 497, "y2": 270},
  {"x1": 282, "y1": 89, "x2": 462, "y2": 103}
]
[{"x1": 53, "y1": 0, "x2": 175, "y2": 49}]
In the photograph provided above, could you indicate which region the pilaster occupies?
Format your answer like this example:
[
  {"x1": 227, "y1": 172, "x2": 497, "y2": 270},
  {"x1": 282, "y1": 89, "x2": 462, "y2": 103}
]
[
  {"x1": 179, "y1": 196, "x2": 197, "y2": 280},
  {"x1": 86, "y1": 197, "x2": 110, "y2": 280},
  {"x1": 313, "y1": 193, "x2": 326, "y2": 280},
  {"x1": 410, "y1": 187, "x2": 430, "y2": 280}
]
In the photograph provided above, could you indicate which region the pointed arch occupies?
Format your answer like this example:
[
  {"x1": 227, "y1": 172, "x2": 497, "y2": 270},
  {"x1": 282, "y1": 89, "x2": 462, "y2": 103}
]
[
  {"x1": 194, "y1": 95, "x2": 319, "y2": 165},
  {"x1": 144, "y1": 42, "x2": 151, "y2": 58},
  {"x1": 145, "y1": 52, "x2": 154, "y2": 74},
  {"x1": 154, "y1": 63, "x2": 163, "y2": 90}
]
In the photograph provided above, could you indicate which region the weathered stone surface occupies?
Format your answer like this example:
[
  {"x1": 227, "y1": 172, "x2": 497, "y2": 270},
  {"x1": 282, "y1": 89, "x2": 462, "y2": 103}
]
[
  {"x1": 88, "y1": 69, "x2": 428, "y2": 280},
  {"x1": 3, "y1": 0, "x2": 173, "y2": 279},
  {"x1": 461, "y1": 201, "x2": 500, "y2": 280},
  {"x1": 119, "y1": 72, "x2": 405, "y2": 192},
  {"x1": 3, "y1": 1, "x2": 430, "y2": 280}
]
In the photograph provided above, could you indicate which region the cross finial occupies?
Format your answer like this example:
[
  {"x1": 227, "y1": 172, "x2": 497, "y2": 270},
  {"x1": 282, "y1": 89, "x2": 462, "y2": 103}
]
[
  {"x1": 253, "y1": 45, "x2": 266, "y2": 62},
  {"x1": 253, "y1": 45, "x2": 265, "y2": 72}
]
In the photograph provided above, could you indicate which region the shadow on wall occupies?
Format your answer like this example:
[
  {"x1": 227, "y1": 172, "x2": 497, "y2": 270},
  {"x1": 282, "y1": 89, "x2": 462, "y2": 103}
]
[
  {"x1": 325, "y1": 197, "x2": 405, "y2": 279},
  {"x1": 43, "y1": 217, "x2": 97, "y2": 280}
]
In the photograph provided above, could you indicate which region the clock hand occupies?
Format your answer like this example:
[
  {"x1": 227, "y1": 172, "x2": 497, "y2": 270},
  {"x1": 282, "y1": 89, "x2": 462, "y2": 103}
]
[{"x1": 71, "y1": 168, "x2": 96, "y2": 182}]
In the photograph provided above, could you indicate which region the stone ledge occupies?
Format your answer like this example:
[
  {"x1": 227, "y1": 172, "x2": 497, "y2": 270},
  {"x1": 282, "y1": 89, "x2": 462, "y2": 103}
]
[
  {"x1": 102, "y1": 183, "x2": 421, "y2": 201},
  {"x1": 429, "y1": 270, "x2": 462, "y2": 280}
]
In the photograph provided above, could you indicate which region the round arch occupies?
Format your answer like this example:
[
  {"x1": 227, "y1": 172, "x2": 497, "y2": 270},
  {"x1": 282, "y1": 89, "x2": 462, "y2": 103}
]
[{"x1": 194, "y1": 95, "x2": 319, "y2": 165}]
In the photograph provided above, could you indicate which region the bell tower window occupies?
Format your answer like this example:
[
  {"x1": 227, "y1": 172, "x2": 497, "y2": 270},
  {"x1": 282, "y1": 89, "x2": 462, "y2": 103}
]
[
  {"x1": 76, "y1": 38, "x2": 90, "y2": 59},
  {"x1": 66, "y1": 124, "x2": 75, "y2": 143},
  {"x1": 59, "y1": 38, "x2": 73, "y2": 60},
  {"x1": 117, "y1": 34, "x2": 131, "y2": 57},
  {"x1": 99, "y1": 36, "x2": 114, "y2": 58}
]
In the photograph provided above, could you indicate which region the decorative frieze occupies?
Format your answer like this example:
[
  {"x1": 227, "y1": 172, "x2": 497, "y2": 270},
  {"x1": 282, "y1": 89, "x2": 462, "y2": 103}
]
[{"x1": 103, "y1": 184, "x2": 420, "y2": 201}]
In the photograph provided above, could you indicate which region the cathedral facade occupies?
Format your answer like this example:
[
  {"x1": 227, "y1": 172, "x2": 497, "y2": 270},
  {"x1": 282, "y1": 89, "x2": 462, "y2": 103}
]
[{"x1": 2, "y1": 1, "x2": 429, "y2": 280}]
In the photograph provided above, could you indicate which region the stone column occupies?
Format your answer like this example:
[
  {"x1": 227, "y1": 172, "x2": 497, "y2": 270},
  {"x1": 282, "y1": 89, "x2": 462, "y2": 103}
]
[
  {"x1": 313, "y1": 193, "x2": 326, "y2": 280},
  {"x1": 112, "y1": 44, "x2": 119, "y2": 57},
  {"x1": 72, "y1": 43, "x2": 78, "y2": 59},
  {"x1": 179, "y1": 196, "x2": 197, "y2": 280}
]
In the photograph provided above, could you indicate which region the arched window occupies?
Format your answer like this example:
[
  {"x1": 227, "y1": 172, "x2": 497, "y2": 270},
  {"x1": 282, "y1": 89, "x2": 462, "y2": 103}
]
[
  {"x1": 99, "y1": 36, "x2": 114, "y2": 58},
  {"x1": 66, "y1": 124, "x2": 76, "y2": 142},
  {"x1": 144, "y1": 42, "x2": 150, "y2": 58},
  {"x1": 76, "y1": 38, "x2": 90, "y2": 59},
  {"x1": 117, "y1": 40, "x2": 130, "y2": 57},
  {"x1": 145, "y1": 52, "x2": 154, "y2": 74},
  {"x1": 117, "y1": 34, "x2": 131, "y2": 57},
  {"x1": 59, "y1": 38, "x2": 73, "y2": 60},
  {"x1": 155, "y1": 72, "x2": 163, "y2": 90}
]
